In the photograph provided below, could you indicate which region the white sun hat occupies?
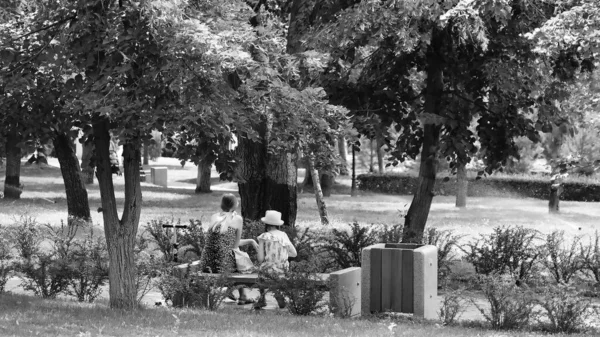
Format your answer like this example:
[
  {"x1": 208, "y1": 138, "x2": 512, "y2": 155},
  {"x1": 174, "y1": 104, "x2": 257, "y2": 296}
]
[{"x1": 261, "y1": 210, "x2": 284, "y2": 226}]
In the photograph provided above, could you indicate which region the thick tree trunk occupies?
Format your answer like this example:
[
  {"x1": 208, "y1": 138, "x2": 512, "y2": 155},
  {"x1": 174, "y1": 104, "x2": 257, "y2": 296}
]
[
  {"x1": 4, "y1": 132, "x2": 22, "y2": 199},
  {"x1": 265, "y1": 151, "x2": 298, "y2": 228},
  {"x1": 455, "y1": 161, "x2": 468, "y2": 208},
  {"x1": 308, "y1": 154, "x2": 329, "y2": 225},
  {"x1": 143, "y1": 143, "x2": 149, "y2": 165},
  {"x1": 338, "y1": 135, "x2": 349, "y2": 175},
  {"x1": 195, "y1": 154, "x2": 214, "y2": 194},
  {"x1": 93, "y1": 118, "x2": 141, "y2": 309},
  {"x1": 351, "y1": 144, "x2": 358, "y2": 197},
  {"x1": 376, "y1": 136, "x2": 385, "y2": 173},
  {"x1": 402, "y1": 36, "x2": 444, "y2": 243},
  {"x1": 53, "y1": 133, "x2": 91, "y2": 221},
  {"x1": 236, "y1": 129, "x2": 267, "y2": 222},
  {"x1": 81, "y1": 141, "x2": 95, "y2": 185}
]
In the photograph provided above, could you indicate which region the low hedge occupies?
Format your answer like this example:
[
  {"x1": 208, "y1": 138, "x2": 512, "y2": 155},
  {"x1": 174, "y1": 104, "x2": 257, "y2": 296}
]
[{"x1": 357, "y1": 174, "x2": 600, "y2": 201}]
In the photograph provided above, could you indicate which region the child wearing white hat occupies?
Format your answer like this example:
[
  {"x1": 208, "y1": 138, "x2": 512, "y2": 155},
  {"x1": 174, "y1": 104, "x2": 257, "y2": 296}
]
[{"x1": 254, "y1": 210, "x2": 297, "y2": 309}]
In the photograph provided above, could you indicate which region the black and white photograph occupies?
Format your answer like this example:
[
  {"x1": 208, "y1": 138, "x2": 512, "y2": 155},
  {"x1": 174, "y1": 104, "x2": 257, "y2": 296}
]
[{"x1": 0, "y1": 0, "x2": 599, "y2": 336}]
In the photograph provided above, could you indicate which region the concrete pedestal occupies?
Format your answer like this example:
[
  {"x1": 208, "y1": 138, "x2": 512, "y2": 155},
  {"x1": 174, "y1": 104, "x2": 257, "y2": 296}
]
[{"x1": 329, "y1": 267, "x2": 361, "y2": 317}]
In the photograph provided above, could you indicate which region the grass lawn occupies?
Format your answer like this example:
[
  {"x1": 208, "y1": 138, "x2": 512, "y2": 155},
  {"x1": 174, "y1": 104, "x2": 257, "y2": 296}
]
[
  {"x1": 1, "y1": 157, "x2": 598, "y2": 243},
  {"x1": 0, "y1": 293, "x2": 592, "y2": 337}
]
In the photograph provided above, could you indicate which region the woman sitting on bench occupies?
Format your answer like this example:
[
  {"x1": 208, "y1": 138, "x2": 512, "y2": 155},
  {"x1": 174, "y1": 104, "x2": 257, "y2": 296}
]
[{"x1": 196, "y1": 193, "x2": 259, "y2": 305}]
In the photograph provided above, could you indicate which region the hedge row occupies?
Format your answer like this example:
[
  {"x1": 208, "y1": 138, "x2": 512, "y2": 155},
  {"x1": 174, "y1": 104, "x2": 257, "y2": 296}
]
[{"x1": 356, "y1": 174, "x2": 600, "y2": 201}]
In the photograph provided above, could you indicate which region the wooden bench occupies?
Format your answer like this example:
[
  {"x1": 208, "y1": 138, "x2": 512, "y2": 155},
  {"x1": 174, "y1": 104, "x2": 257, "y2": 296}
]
[{"x1": 174, "y1": 261, "x2": 361, "y2": 317}]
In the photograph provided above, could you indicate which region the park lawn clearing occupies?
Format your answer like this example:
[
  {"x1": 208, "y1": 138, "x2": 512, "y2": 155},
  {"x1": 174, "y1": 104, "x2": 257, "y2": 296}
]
[
  {"x1": 0, "y1": 293, "x2": 590, "y2": 337},
  {"x1": 1, "y1": 158, "x2": 599, "y2": 242}
]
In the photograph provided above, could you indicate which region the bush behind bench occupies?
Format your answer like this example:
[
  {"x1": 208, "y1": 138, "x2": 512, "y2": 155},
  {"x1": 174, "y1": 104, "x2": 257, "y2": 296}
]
[{"x1": 357, "y1": 174, "x2": 600, "y2": 201}]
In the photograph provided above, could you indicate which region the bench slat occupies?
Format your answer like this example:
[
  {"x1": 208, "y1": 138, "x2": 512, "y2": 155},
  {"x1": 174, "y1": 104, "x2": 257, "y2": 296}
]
[{"x1": 174, "y1": 263, "x2": 330, "y2": 287}]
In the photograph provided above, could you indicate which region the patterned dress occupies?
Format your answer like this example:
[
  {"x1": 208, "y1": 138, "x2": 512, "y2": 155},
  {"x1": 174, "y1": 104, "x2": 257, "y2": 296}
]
[
  {"x1": 197, "y1": 222, "x2": 237, "y2": 274},
  {"x1": 257, "y1": 230, "x2": 293, "y2": 274}
]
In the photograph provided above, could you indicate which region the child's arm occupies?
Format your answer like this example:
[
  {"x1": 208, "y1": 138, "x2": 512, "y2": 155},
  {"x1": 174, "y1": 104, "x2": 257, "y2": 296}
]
[
  {"x1": 287, "y1": 242, "x2": 297, "y2": 258},
  {"x1": 257, "y1": 240, "x2": 265, "y2": 264}
]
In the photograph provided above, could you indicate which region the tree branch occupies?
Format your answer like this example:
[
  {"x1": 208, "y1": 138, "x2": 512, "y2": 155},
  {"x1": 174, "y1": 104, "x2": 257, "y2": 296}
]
[
  {"x1": 444, "y1": 90, "x2": 496, "y2": 115},
  {"x1": 8, "y1": 15, "x2": 76, "y2": 43}
]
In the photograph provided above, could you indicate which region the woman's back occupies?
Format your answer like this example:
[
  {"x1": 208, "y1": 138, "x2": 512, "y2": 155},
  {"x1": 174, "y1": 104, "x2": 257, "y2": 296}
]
[{"x1": 198, "y1": 213, "x2": 239, "y2": 273}]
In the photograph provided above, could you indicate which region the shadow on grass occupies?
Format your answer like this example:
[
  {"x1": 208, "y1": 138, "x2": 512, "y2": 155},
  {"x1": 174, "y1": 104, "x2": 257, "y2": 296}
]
[{"x1": 174, "y1": 177, "x2": 231, "y2": 185}]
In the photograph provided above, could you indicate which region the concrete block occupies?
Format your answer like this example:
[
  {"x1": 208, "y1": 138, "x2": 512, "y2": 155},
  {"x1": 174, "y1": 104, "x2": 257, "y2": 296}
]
[
  {"x1": 413, "y1": 245, "x2": 438, "y2": 320},
  {"x1": 329, "y1": 267, "x2": 362, "y2": 317},
  {"x1": 362, "y1": 243, "x2": 438, "y2": 319},
  {"x1": 361, "y1": 243, "x2": 385, "y2": 316},
  {"x1": 151, "y1": 167, "x2": 168, "y2": 187}
]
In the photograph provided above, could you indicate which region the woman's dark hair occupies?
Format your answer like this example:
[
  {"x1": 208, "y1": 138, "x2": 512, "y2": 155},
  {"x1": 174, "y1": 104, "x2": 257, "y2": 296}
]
[
  {"x1": 265, "y1": 224, "x2": 278, "y2": 231},
  {"x1": 220, "y1": 194, "x2": 237, "y2": 211}
]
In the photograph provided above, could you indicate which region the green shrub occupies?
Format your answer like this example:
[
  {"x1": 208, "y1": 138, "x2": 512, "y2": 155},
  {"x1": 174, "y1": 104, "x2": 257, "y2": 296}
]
[
  {"x1": 158, "y1": 271, "x2": 235, "y2": 310},
  {"x1": 537, "y1": 285, "x2": 593, "y2": 333},
  {"x1": 357, "y1": 173, "x2": 600, "y2": 201},
  {"x1": 542, "y1": 231, "x2": 584, "y2": 284},
  {"x1": 14, "y1": 218, "x2": 78, "y2": 299},
  {"x1": 374, "y1": 223, "x2": 404, "y2": 244},
  {"x1": 0, "y1": 225, "x2": 14, "y2": 293},
  {"x1": 580, "y1": 231, "x2": 600, "y2": 283},
  {"x1": 12, "y1": 214, "x2": 42, "y2": 260},
  {"x1": 262, "y1": 260, "x2": 328, "y2": 316},
  {"x1": 135, "y1": 232, "x2": 164, "y2": 304},
  {"x1": 474, "y1": 275, "x2": 537, "y2": 330},
  {"x1": 283, "y1": 226, "x2": 337, "y2": 272},
  {"x1": 464, "y1": 226, "x2": 541, "y2": 284},
  {"x1": 321, "y1": 222, "x2": 378, "y2": 269},
  {"x1": 146, "y1": 218, "x2": 178, "y2": 262},
  {"x1": 66, "y1": 227, "x2": 109, "y2": 302},
  {"x1": 179, "y1": 219, "x2": 205, "y2": 261},
  {"x1": 438, "y1": 288, "x2": 467, "y2": 325},
  {"x1": 424, "y1": 228, "x2": 463, "y2": 281}
]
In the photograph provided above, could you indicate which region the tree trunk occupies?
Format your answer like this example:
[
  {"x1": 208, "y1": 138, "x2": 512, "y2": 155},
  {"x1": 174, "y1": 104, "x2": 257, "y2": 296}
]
[
  {"x1": 143, "y1": 143, "x2": 149, "y2": 165},
  {"x1": 321, "y1": 172, "x2": 334, "y2": 197},
  {"x1": 236, "y1": 128, "x2": 268, "y2": 222},
  {"x1": 369, "y1": 139, "x2": 374, "y2": 173},
  {"x1": 455, "y1": 161, "x2": 468, "y2": 208},
  {"x1": 549, "y1": 178, "x2": 562, "y2": 213},
  {"x1": 351, "y1": 143, "x2": 358, "y2": 197},
  {"x1": 4, "y1": 132, "x2": 22, "y2": 199},
  {"x1": 36, "y1": 145, "x2": 49, "y2": 165},
  {"x1": 338, "y1": 135, "x2": 349, "y2": 175},
  {"x1": 549, "y1": 186, "x2": 560, "y2": 213},
  {"x1": 53, "y1": 133, "x2": 91, "y2": 221},
  {"x1": 265, "y1": 151, "x2": 298, "y2": 228},
  {"x1": 308, "y1": 154, "x2": 329, "y2": 225},
  {"x1": 195, "y1": 154, "x2": 214, "y2": 194},
  {"x1": 93, "y1": 118, "x2": 141, "y2": 309},
  {"x1": 302, "y1": 158, "x2": 313, "y2": 188},
  {"x1": 402, "y1": 35, "x2": 444, "y2": 243},
  {"x1": 81, "y1": 141, "x2": 95, "y2": 185},
  {"x1": 376, "y1": 136, "x2": 385, "y2": 173}
]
